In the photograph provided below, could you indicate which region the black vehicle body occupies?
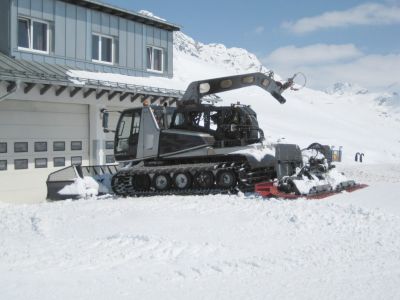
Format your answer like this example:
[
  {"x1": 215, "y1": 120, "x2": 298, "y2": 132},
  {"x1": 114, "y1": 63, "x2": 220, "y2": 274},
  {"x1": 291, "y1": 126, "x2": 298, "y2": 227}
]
[{"x1": 47, "y1": 72, "x2": 357, "y2": 200}]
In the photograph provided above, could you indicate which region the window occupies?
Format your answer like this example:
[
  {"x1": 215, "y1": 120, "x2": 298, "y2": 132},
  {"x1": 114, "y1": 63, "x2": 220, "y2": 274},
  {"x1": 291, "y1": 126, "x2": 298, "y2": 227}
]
[
  {"x1": 71, "y1": 156, "x2": 82, "y2": 166},
  {"x1": 18, "y1": 18, "x2": 49, "y2": 53},
  {"x1": 106, "y1": 155, "x2": 115, "y2": 164},
  {"x1": 116, "y1": 113, "x2": 133, "y2": 154},
  {"x1": 173, "y1": 113, "x2": 185, "y2": 126},
  {"x1": 147, "y1": 46, "x2": 163, "y2": 72},
  {"x1": 133, "y1": 112, "x2": 141, "y2": 134},
  {"x1": 0, "y1": 161, "x2": 7, "y2": 171},
  {"x1": 18, "y1": 19, "x2": 29, "y2": 48},
  {"x1": 92, "y1": 34, "x2": 114, "y2": 64},
  {"x1": 0, "y1": 143, "x2": 7, "y2": 153},
  {"x1": 14, "y1": 142, "x2": 28, "y2": 153},
  {"x1": 115, "y1": 111, "x2": 141, "y2": 155},
  {"x1": 35, "y1": 158, "x2": 47, "y2": 169},
  {"x1": 14, "y1": 159, "x2": 28, "y2": 170},
  {"x1": 105, "y1": 141, "x2": 114, "y2": 150},
  {"x1": 71, "y1": 141, "x2": 82, "y2": 151},
  {"x1": 35, "y1": 142, "x2": 47, "y2": 152},
  {"x1": 53, "y1": 141, "x2": 65, "y2": 151},
  {"x1": 54, "y1": 157, "x2": 65, "y2": 167}
]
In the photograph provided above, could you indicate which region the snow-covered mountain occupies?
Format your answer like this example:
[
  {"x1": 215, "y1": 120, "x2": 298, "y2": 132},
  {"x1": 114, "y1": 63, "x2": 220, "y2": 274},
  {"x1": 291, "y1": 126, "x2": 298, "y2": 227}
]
[
  {"x1": 325, "y1": 82, "x2": 369, "y2": 96},
  {"x1": 174, "y1": 32, "x2": 267, "y2": 74},
  {"x1": 375, "y1": 92, "x2": 400, "y2": 112}
]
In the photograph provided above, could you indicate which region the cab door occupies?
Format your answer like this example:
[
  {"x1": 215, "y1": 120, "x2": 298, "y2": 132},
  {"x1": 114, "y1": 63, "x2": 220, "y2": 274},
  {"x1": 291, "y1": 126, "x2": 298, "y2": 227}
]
[
  {"x1": 137, "y1": 107, "x2": 160, "y2": 159},
  {"x1": 114, "y1": 109, "x2": 141, "y2": 161}
]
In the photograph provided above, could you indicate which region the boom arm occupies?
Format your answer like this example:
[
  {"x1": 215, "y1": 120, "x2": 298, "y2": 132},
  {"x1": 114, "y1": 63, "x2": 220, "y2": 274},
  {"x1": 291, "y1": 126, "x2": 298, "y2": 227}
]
[{"x1": 179, "y1": 72, "x2": 294, "y2": 106}]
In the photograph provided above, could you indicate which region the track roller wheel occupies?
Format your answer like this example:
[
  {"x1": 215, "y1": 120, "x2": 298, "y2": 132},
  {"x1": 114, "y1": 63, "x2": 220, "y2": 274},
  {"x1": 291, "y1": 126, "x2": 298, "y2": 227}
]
[
  {"x1": 111, "y1": 175, "x2": 119, "y2": 194},
  {"x1": 111, "y1": 175, "x2": 126, "y2": 196},
  {"x1": 173, "y1": 172, "x2": 192, "y2": 190},
  {"x1": 194, "y1": 171, "x2": 214, "y2": 189},
  {"x1": 216, "y1": 170, "x2": 236, "y2": 188},
  {"x1": 132, "y1": 174, "x2": 151, "y2": 191},
  {"x1": 153, "y1": 173, "x2": 171, "y2": 191}
]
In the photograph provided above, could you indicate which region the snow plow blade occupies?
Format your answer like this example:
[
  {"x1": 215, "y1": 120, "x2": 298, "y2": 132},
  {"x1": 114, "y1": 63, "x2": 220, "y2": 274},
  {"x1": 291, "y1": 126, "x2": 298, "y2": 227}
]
[
  {"x1": 255, "y1": 182, "x2": 368, "y2": 200},
  {"x1": 46, "y1": 165, "x2": 118, "y2": 201}
]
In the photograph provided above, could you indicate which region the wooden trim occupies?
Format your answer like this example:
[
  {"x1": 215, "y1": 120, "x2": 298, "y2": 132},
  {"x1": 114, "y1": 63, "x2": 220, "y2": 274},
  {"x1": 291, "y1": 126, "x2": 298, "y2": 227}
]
[
  {"x1": 83, "y1": 88, "x2": 96, "y2": 98},
  {"x1": 7, "y1": 81, "x2": 17, "y2": 93},
  {"x1": 96, "y1": 90, "x2": 108, "y2": 100},
  {"x1": 119, "y1": 92, "x2": 131, "y2": 102},
  {"x1": 24, "y1": 83, "x2": 36, "y2": 94},
  {"x1": 70, "y1": 87, "x2": 82, "y2": 97},
  {"x1": 40, "y1": 84, "x2": 52, "y2": 95},
  {"x1": 131, "y1": 94, "x2": 144, "y2": 102},
  {"x1": 55, "y1": 85, "x2": 67, "y2": 96},
  {"x1": 108, "y1": 91, "x2": 120, "y2": 101}
]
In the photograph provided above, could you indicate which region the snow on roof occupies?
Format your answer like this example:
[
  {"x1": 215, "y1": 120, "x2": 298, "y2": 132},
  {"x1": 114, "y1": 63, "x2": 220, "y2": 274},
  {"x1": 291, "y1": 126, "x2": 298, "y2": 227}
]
[
  {"x1": 67, "y1": 70, "x2": 186, "y2": 91},
  {"x1": 60, "y1": 0, "x2": 180, "y2": 31}
]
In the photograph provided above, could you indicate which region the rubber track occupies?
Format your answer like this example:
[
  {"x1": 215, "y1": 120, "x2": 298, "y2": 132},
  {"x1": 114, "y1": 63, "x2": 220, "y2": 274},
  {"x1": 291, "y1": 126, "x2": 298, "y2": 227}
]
[{"x1": 112, "y1": 162, "x2": 274, "y2": 197}]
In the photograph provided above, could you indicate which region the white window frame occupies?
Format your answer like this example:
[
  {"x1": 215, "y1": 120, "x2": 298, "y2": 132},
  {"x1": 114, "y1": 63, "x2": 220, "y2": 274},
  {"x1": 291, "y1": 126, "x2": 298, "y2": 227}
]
[
  {"x1": 147, "y1": 46, "x2": 164, "y2": 73},
  {"x1": 92, "y1": 33, "x2": 115, "y2": 65},
  {"x1": 17, "y1": 17, "x2": 50, "y2": 55}
]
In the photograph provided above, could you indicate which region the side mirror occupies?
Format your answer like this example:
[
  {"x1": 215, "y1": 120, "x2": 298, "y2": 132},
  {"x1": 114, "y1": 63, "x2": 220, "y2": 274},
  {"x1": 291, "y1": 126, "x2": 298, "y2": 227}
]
[
  {"x1": 102, "y1": 110, "x2": 109, "y2": 130},
  {"x1": 101, "y1": 108, "x2": 120, "y2": 133}
]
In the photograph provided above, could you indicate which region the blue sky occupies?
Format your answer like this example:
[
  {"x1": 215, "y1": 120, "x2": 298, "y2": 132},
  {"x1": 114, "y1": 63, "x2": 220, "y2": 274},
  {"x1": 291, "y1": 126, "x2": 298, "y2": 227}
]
[{"x1": 105, "y1": 0, "x2": 400, "y2": 90}]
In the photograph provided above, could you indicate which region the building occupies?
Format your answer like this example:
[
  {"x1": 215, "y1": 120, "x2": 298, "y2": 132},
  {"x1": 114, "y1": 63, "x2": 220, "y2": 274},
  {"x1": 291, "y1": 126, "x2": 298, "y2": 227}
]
[{"x1": 0, "y1": 0, "x2": 181, "y2": 203}]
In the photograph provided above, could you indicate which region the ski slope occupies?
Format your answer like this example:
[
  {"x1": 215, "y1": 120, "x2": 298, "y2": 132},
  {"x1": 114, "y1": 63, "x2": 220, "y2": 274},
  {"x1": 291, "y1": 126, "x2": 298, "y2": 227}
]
[{"x1": 1, "y1": 164, "x2": 400, "y2": 300}]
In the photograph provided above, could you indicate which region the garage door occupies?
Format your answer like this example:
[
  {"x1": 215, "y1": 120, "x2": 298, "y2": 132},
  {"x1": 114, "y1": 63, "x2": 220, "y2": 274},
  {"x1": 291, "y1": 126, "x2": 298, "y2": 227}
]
[{"x1": 0, "y1": 100, "x2": 89, "y2": 203}]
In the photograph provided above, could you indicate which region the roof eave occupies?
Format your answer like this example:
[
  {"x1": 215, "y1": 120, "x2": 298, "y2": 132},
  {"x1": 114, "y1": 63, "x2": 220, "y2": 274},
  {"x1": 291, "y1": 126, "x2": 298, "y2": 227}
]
[{"x1": 60, "y1": 0, "x2": 181, "y2": 31}]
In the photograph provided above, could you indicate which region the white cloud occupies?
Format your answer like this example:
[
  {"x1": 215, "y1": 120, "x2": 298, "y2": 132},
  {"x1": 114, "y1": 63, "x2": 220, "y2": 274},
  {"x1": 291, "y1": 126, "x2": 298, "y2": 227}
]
[
  {"x1": 254, "y1": 26, "x2": 265, "y2": 34},
  {"x1": 283, "y1": 3, "x2": 400, "y2": 34},
  {"x1": 266, "y1": 44, "x2": 363, "y2": 66},
  {"x1": 261, "y1": 44, "x2": 400, "y2": 91}
]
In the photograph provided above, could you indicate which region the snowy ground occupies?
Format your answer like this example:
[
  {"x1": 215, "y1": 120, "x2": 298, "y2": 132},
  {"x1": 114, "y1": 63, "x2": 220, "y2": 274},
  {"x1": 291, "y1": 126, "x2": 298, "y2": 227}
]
[{"x1": 1, "y1": 164, "x2": 400, "y2": 300}]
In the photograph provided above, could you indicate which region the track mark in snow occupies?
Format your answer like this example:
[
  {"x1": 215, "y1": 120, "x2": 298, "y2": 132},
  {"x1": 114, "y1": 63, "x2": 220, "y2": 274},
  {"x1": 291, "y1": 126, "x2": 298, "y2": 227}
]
[
  {"x1": 209, "y1": 265, "x2": 223, "y2": 273},
  {"x1": 191, "y1": 267, "x2": 202, "y2": 276},
  {"x1": 30, "y1": 215, "x2": 44, "y2": 237},
  {"x1": 174, "y1": 270, "x2": 186, "y2": 278},
  {"x1": 241, "y1": 260, "x2": 261, "y2": 269}
]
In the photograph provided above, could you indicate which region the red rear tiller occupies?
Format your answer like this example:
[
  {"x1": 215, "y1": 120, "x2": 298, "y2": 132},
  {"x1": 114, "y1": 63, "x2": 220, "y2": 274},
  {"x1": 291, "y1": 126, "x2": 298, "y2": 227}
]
[{"x1": 255, "y1": 181, "x2": 369, "y2": 200}]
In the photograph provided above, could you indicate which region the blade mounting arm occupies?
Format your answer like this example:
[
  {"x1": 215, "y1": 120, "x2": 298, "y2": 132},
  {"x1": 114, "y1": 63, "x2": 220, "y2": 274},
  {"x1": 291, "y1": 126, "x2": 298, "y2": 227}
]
[{"x1": 179, "y1": 72, "x2": 295, "y2": 106}]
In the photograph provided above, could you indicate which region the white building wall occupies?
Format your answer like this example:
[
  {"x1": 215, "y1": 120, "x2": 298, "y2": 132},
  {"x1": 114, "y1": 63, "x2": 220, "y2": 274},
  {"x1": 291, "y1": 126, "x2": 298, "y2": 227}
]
[{"x1": 0, "y1": 83, "x2": 138, "y2": 203}]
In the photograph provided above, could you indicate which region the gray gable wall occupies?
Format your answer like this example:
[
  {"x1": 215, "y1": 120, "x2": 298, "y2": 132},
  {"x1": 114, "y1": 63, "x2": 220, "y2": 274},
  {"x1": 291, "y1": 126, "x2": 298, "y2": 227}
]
[{"x1": 5, "y1": 0, "x2": 174, "y2": 78}]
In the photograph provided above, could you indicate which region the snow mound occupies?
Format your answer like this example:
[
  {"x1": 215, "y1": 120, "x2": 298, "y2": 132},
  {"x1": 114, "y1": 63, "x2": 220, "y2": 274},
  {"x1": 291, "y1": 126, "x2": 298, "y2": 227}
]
[{"x1": 58, "y1": 175, "x2": 112, "y2": 198}]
